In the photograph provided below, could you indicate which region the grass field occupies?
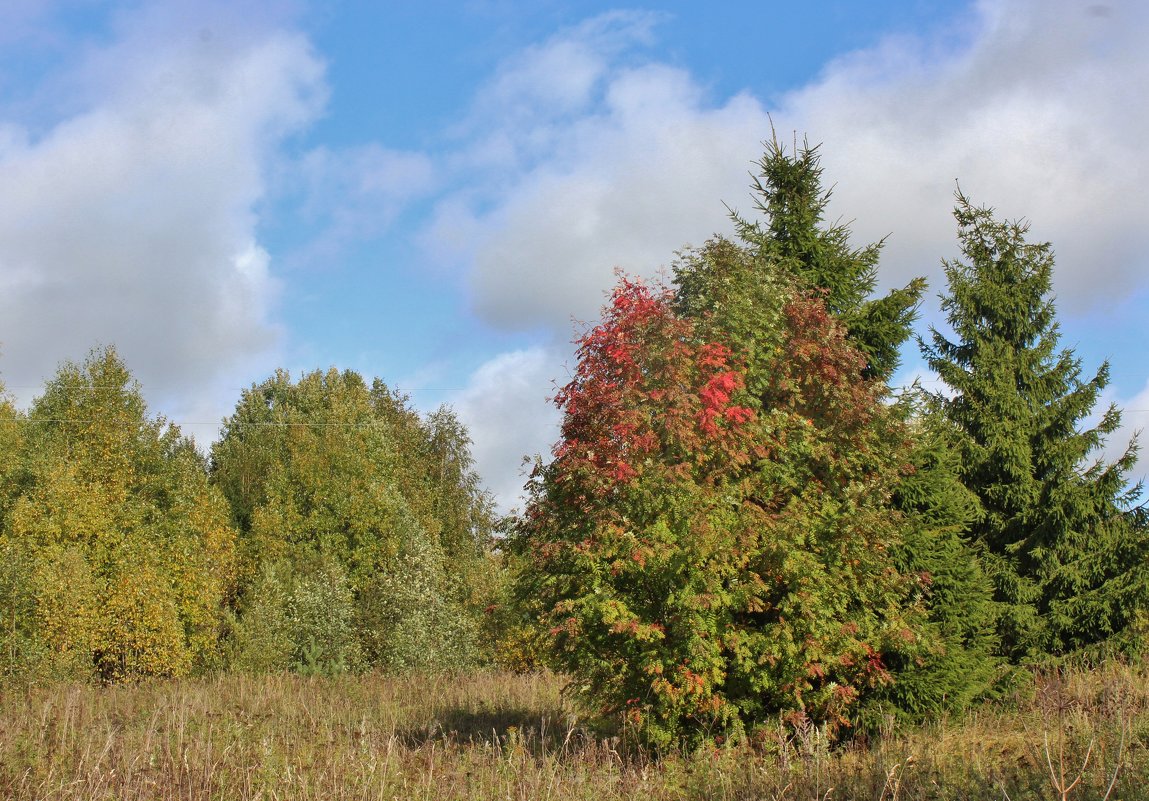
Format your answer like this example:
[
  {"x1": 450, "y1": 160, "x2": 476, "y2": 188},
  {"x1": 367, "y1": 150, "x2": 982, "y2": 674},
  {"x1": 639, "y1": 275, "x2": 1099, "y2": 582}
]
[{"x1": 2, "y1": 664, "x2": 1147, "y2": 800}]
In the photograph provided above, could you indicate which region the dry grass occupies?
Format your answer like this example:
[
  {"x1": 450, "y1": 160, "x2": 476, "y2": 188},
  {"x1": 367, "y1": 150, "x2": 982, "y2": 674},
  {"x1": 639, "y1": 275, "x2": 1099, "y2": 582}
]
[{"x1": 3, "y1": 664, "x2": 1149, "y2": 800}]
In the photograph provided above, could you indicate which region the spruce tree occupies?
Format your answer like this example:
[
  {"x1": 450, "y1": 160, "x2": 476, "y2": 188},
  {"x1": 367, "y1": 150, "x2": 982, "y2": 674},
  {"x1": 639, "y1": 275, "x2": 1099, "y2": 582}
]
[
  {"x1": 731, "y1": 134, "x2": 925, "y2": 381},
  {"x1": 922, "y1": 193, "x2": 1147, "y2": 659},
  {"x1": 872, "y1": 391, "x2": 1002, "y2": 721}
]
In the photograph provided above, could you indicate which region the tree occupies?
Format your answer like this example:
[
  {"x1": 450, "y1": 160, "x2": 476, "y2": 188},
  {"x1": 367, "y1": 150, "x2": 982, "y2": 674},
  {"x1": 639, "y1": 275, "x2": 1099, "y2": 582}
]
[
  {"x1": 514, "y1": 274, "x2": 926, "y2": 747},
  {"x1": 0, "y1": 384, "x2": 40, "y2": 679},
  {"x1": 423, "y1": 407, "x2": 500, "y2": 619},
  {"x1": 211, "y1": 368, "x2": 496, "y2": 673},
  {"x1": 731, "y1": 134, "x2": 925, "y2": 381},
  {"x1": 871, "y1": 391, "x2": 1003, "y2": 721},
  {"x1": 0, "y1": 347, "x2": 237, "y2": 681},
  {"x1": 921, "y1": 194, "x2": 1148, "y2": 659}
]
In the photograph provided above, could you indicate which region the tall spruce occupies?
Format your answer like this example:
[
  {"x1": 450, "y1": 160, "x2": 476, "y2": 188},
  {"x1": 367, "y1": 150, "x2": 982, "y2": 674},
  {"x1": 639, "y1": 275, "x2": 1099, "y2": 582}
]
[
  {"x1": 875, "y1": 391, "x2": 1002, "y2": 720},
  {"x1": 922, "y1": 193, "x2": 1147, "y2": 659},
  {"x1": 731, "y1": 134, "x2": 925, "y2": 381}
]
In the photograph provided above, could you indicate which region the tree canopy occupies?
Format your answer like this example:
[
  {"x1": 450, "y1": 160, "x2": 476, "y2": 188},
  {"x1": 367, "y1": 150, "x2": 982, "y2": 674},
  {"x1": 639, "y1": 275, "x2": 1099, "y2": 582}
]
[
  {"x1": 211, "y1": 368, "x2": 497, "y2": 674},
  {"x1": 0, "y1": 139, "x2": 1145, "y2": 762},
  {"x1": 0, "y1": 347, "x2": 237, "y2": 681}
]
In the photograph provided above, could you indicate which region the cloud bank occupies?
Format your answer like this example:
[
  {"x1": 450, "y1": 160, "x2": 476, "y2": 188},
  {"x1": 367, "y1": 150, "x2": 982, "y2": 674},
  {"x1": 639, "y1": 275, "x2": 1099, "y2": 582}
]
[
  {"x1": 423, "y1": 12, "x2": 771, "y2": 333},
  {"x1": 0, "y1": 2, "x2": 325, "y2": 439},
  {"x1": 452, "y1": 346, "x2": 564, "y2": 514},
  {"x1": 779, "y1": 0, "x2": 1149, "y2": 311},
  {"x1": 435, "y1": 0, "x2": 1149, "y2": 339}
]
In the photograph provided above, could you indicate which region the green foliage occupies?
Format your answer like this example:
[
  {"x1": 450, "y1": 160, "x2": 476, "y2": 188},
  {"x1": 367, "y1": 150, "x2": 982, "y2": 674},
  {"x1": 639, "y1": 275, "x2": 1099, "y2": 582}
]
[
  {"x1": 480, "y1": 541, "x2": 552, "y2": 673},
  {"x1": 0, "y1": 392, "x2": 42, "y2": 680},
  {"x1": 356, "y1": 503, "x2": 480, "y2": 671},
  {"x1": 731, "y1": 134, "x2": 925, "y2": 381},
  {"x1": 921, "y1": 193, "x2": 1149, "y2": 660},
  {"x1": 287, "y1": 558, "x2": 361, "y2": 676},
  {"x1": 224, "y1": 560, "x2": 294, "y2": 674},
  {"x1": 211, "y1": 368, "x2": 495, "y2": 673},
  {"x1": 0, "y1": 347, "x2": 237, "y2": 682},
  {"x1": 733, "y1": 140, "x2": 1004, "y2": 722},
  {"x1": 0, "y1": 539, "x2": 51, "y2": 680},
  {"x1": 872, "y1": 392, "x2": 1004, "y2": 724}
]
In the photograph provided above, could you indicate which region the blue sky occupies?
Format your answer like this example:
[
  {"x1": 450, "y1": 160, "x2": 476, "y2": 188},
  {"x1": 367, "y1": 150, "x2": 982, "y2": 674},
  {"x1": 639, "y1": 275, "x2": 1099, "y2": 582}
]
[{"x1": 1, "y1": 0, "x2": 1146, "y2": 510}]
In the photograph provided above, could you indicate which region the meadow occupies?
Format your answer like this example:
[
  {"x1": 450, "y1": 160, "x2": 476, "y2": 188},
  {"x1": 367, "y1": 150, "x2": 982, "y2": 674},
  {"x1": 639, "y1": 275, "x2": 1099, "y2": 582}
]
[{"x1": 2, "y1": 663, "x2": 1147, "y2": 801}]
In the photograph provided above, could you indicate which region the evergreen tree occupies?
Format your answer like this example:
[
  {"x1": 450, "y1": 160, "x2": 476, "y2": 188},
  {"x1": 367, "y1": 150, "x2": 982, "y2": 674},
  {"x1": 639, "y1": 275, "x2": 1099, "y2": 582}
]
[
  {"x1": 871, "y1": 391, "x2": 1002, "y2": 722},
  {"x1": 731, "y1": 134, "x2": 925, "y2": 381},
  {"x1": 921, "y1": 193, "x2": 1147, "y2": 659}
]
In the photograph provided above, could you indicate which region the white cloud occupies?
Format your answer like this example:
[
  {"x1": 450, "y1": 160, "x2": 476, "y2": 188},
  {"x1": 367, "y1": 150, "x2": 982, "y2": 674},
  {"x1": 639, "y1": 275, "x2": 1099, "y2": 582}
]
[
  {"x1": 298, "y1": 144, "x2": 436, "y2": 225},
  {"x1": 0, "y1": 2, "x2": 325, "y2": 430},
  {"x1": 418, "y1": 0, "x2": 1149, "y2": 492},
  {"x1": 891, "y1": 361, "x2": 951, "y2": 398},
  {"x1": 423, "y1": 12, "x2": 770, "y2": 332},
  {"x1": 775, "y1": 0, "x2": 1149, "y2": 312},
  {"x1": 422, "y1": 0, "x2": 1149, "y2": 330},
  {"x1": 453, "y1": 346, "x2": 565, "y2": 514},
  {"x1": 457, "y1": 10, "x2": 662, "y2": 169},
  {"x1": 284, "y1": 143, "x2": 438, "y2": 269}
]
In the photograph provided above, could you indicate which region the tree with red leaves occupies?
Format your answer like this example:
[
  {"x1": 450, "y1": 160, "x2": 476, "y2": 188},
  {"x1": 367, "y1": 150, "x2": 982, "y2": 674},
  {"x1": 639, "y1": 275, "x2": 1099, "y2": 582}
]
[{"x1": 513, "y1": 269, "x2": 926, "y2": 748}]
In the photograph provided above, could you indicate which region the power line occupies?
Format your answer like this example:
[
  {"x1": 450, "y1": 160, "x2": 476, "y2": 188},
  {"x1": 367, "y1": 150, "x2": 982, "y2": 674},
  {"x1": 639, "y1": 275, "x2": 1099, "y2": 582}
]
[
  {"x1": 0, "y1": 419, "x2": 424, "y2": 428},
  {"x1": 5, "y1": 410, "x2": 1149, "y2": 430},
  {"x1": 1, "y1": 385, "x2": 469, "y2": 392}
]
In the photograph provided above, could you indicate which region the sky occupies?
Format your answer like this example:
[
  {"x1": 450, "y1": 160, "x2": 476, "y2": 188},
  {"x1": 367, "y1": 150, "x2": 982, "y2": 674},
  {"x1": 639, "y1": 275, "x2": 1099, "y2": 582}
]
[{"x1": 1, "y1": 0, "x2": 1147, "y2": 513}]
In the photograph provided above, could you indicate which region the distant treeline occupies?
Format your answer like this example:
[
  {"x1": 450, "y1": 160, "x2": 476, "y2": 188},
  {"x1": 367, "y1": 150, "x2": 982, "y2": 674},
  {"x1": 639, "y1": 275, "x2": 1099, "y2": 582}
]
[
  {"x1": 1, "y1": 136, "x2": 1146, "y2": 751},
  {"x1": 0, "y1": 359, "x2": 503, "y2": 682}
]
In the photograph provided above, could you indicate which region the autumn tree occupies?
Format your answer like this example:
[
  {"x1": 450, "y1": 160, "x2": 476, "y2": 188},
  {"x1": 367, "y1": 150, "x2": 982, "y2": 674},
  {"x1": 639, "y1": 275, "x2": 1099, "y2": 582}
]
[
  {"x1": 0, "y1": 347, "x2": 236, "y2": 681},
  {"x1": 0, "y1": 382, "x2": 35, "y2": 678},
  {"x1": 514, "y1": 274, "x2": 927, "y2": 747},
  {"x1": 922, "y1": 194, "x2": 1148, "y2": 659}
]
